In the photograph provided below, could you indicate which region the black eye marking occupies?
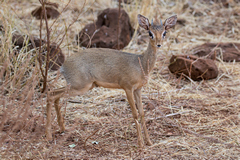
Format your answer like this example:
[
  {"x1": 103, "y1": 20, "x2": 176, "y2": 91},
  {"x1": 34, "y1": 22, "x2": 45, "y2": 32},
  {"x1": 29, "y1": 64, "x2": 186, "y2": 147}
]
[
  {"x1": 162, "y1": 31, "x2": 167, "y2": 38},
  {"x1": 149, "y1": 31, "x2": 154, "y2": 39}
]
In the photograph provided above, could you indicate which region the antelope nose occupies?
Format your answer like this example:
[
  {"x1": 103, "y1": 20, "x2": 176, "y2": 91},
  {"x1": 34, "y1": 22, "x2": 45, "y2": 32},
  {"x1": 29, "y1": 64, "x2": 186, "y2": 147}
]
[{"x1": 157, "y1": 44, "x2": 161, "y2": 48}]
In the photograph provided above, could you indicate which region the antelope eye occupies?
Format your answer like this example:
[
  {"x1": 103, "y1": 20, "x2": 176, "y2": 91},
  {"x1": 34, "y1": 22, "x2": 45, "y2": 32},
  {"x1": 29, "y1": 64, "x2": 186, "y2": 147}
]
[
  {"x1": 149, "y1": 31, "x2": 154, "y2": 39},
  {"x1": 162, "y1": 31, "x2": 167, "y2": 38}
]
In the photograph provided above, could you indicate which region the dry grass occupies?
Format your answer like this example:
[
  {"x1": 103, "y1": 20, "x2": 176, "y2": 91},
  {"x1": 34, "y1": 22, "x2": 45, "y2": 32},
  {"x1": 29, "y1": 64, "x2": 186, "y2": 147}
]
[{"x1": 1, "y1": 0, "x2": 240, "y2": 159}]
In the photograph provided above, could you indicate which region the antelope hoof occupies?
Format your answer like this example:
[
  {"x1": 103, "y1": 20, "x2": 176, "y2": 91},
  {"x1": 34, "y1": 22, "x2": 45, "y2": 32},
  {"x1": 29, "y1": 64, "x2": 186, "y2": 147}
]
[
  {"x1": 138, "y1": 140, "x2": 144, "y2": 148},
  {"x1": 60, "y1": 126, "x2": 65, "y2": 133},
  {"x1": 46, "y1": 132, "x2": 52, "y2": 141},
  {"x1": 146, "y1": 140, "x2": 153, "y2": 146}
]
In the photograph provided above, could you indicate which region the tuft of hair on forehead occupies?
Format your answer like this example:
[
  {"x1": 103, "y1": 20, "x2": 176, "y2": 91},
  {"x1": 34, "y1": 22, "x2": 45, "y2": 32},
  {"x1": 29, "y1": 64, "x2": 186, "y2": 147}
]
[
  {"x1": 149, "y1": 15, "x2": 164, "y2": 30},
  {"x1": 150, "y1": 20, "x2": 164, "y2": 31}
]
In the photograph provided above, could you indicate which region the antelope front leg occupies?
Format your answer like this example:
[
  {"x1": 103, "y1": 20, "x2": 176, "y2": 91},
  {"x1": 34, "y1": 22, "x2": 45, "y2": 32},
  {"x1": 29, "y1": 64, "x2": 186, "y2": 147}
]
[
  {"x1": 134, "y1": 88, "x2": 152, "y2": 146},
  {"x1": 46, "y1": 99, "x2": 53, "y2": 140},
  {"x1": 125, "y1": 89, "x2": 144, "y2": 148},
  {"x1": 54, "y1": 98, "x2": 65, "y2": 132}
]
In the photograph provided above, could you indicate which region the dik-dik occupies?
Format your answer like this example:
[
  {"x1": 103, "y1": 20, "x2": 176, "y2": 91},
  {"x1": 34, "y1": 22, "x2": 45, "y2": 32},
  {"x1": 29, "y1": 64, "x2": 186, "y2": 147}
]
[{"x1": 46, "y1": 14, "x2": 177, "y2": 148}]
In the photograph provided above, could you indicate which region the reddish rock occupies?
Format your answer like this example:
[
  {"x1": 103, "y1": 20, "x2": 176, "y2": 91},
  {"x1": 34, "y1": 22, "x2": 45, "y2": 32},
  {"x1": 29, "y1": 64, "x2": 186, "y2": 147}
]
[
  {"x1": 41, "y1": 43, "x2": 65, "y2": 71},
  {"x1": 76, "y1": 8, "x2": 134, "y2": 49},
  {"x1": 117, "y1": 0, "x2": 132, "y2": 4},
  {"x1": 192, "y1": 43, "x2": 240, "y2": 62},
  {"x1": 12, "y1": 34, "x2": 29, "y2": 49},
  {"x1": 168, "y1": 55, "x2": 218, "y2": 81},
  {"x1": 31, "y1": 3, "x2": 60, "y2": 19},
  {"x1": 12, "y1": 34, "x2": 65, "y2": 71},
  {"x1": 12, "y1": 34, "x2": 45, "y2": 49}
]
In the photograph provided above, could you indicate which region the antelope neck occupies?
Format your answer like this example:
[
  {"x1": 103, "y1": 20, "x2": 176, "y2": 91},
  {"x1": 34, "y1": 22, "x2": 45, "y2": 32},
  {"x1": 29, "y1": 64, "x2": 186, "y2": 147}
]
[{"x1": 140, "y1": 39, "x2": 157, "y2": 76}]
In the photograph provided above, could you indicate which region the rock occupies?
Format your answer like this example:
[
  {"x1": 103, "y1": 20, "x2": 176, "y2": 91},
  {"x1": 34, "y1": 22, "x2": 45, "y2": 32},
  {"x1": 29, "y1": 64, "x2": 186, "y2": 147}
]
[
  {"x1": 191, "y1": 43, "x2": 240, "y2": 62},
  {"x1": 76, "y1": 8, "x2": 134, "y2": 49},
  {"x1": 12, "y1": 34, "x2": 65, "y2": 71},
  {"x1": 12, "y1": 34, "x2": 45, "y2": 49},
  {"x1": 117, "y1": 0, "x2": 132, "y2": 4},
  {"x1": 41, "y1": 43, "x2": 65, "y2": 71},
  {"x1": 31, "y1": 2, "x2": 60, "y2": 19},
  {"x1": 12, "y1": 34, "x2": 26, "y2": 48},
  {"x1": 168, "y1": 55, "x2": 218, "y2": 81}
]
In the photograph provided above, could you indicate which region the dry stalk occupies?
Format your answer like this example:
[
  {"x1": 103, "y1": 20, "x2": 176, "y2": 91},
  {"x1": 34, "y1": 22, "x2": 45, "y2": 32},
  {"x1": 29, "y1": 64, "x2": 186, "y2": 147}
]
[
  {"x1": 86, "y1": 29, "x2": 100, "y2": 48},
  {"x1": 197, "y1": 68, "x2": 208, "y2": 80},
  {"x1": 38, "y1": 2, "x2": 45, "y2": 80},
  {"x1": 84, "y1": 129, "x2": 100, "y2": 153},
  {"x1": 117, "y1": 0, "x2": 121, "y2": 50},
  {"x1": 39, "y1": 0, "x2": 50, "y2": 93}
]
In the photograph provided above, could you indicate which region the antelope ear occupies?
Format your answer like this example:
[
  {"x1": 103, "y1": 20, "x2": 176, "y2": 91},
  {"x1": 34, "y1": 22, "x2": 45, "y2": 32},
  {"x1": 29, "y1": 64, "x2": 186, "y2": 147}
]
[
  {"x1": 164, "y1": 15, "x2": 177, "y2": 30},
  {"x1": 137, "y1": 14, "x2": 150, "y2": 30}
]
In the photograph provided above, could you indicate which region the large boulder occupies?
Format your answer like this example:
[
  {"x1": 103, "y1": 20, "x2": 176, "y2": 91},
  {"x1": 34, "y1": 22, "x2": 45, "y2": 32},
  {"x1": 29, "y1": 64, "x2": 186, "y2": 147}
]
[
  {"x1": 192, "y1": 43, "x2": 240, "y2": 62},
  {"x1": 76, "y1": 8, "x2": 134, "y2": 49},
  {"x1": 168, "y1": 55, "x2": 218, "y2": 81}
]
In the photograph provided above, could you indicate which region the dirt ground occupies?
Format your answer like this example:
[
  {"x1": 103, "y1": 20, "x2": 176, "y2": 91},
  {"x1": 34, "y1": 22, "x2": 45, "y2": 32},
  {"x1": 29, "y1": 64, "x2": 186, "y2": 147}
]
[{"x1": 1, "y1": 0, "x2": 240, "y2": 159}]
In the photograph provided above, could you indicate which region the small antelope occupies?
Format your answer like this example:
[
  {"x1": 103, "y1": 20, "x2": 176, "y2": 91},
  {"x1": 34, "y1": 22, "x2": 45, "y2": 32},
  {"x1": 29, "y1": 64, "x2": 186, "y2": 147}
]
[{"x1": 46, "y1": 14, "x2": 177, "y2": 148}]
